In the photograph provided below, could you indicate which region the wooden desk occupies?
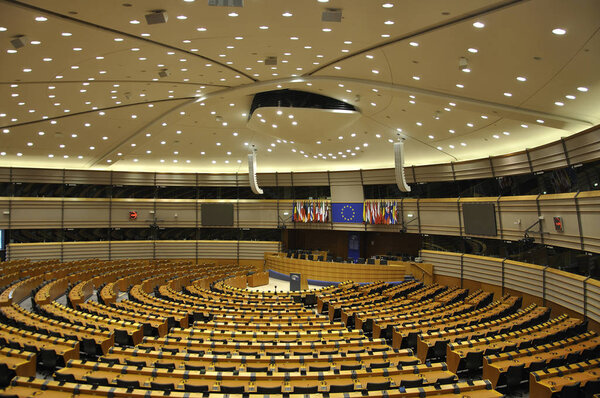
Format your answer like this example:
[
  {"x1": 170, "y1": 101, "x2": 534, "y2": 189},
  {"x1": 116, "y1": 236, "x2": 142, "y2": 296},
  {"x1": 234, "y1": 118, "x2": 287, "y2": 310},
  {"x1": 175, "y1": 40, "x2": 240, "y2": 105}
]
[
  {"x1": 530, "y1": 359, "x2": 600, "y2": 398},
  {"x1": 484, "y1": 332, "x2": 600, "y2": 387},
  {"x1": 446, "y1": 315, "x2": 581, "y2": 374},
  {"x1": 0, "y1": 347, "x2": 36, "y2": 377},
  {"x1": 2, "y1": 376, "x2": 504, "y2": 397}
]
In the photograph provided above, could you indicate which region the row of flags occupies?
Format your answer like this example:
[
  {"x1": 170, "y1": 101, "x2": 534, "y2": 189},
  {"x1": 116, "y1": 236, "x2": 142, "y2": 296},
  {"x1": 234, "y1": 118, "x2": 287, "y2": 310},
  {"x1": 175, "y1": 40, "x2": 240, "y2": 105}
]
[
  {"x1": 363, "y1": 200, "x2": 399, "y2": 225},
  {"x1": 293, "y1": 200, "x2": 329, "y2": 223},
  {"x1": 292, "y1": 201, "x2": 402, "y2": 224}
]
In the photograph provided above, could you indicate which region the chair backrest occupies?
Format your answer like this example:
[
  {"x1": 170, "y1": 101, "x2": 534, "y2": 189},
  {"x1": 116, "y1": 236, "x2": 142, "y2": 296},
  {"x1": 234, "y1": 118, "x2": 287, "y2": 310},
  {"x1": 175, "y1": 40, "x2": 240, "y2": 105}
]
[
  {"x1": 184, "y1": 384, "x2": 209, "y2": 392},
  {"x1": 293, "y1": 385, "x2": 319, "y2": 394},
  {"x1": 560, "y1": 382, "x2": 582, "y2": 398},
  {"x1": 257, "y1": 385, "x2": 282, "y2": 394},
  {"x1": 330, "y1": 384, "x2": 354, "y2": 393},
  {"x1": 150, "y1": 382, "x2": 175, "y2": 391},
  {"x1": 505, "y1": 363, "x2": 526, "y2": 389},
  {"x1": 366, "y1": 381, "x2": 391, "y2": 391},
  {"x1": 400, "y1": 378, "x2": 423, "y2": 388}
]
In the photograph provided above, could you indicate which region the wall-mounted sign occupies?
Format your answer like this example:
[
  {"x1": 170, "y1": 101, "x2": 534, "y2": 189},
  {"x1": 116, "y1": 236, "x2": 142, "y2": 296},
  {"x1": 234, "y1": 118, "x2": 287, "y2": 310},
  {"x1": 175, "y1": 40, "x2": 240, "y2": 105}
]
[
  {"x1": 129, "y1": 211, "x2": 138, "y2": 220},
  {"x1": 553, "y1": 216, "x2": 564, "y2": 232}
]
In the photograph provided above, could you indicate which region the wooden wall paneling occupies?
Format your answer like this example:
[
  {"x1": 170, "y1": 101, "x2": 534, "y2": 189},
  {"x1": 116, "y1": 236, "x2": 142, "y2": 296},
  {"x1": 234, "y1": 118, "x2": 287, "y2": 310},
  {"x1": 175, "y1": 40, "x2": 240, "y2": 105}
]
[
  {"x1": 363, "y1": 231, "x2": 421, "y2": 258},
  {"x1": 491, "y1": 152, "x2": 531, "y2": 177},
  {"x1": 576, "y1": 191, "x2": 600, "y2": 253},
  {"x1": 538, "y1": 193, "x2": 581, "y2": 250},
  {"x1": 413, "y1": 164, "x2": 454, "y2": 183},
  {"x1": 503, "y1": 259, "x2": 544, "y2": 298},
  {"x1": 419, "y1": 199, "x2": 460, "y2": 236},
  {"x1": 109, "y1": 241, "x2": 154, "y2": 259},
  {"x1": 10, "y1": 198, "x2": 62, "y2": 229},
  {"x1": 155, "y1": 173, "x2": 197, "y2": 187},
  {"x1": 110, "y1": 199, "x2": 155, "y2": 229},
  {"x1": 291, "y1": 172, "x2": 329, "y2": 186},
  {"x1": 565, "y1": 127, "x2": 600, "y2": 165},
  {"x1": 452, "y1": 158, "x2": 494, "y2": 181},
  {"x1": 0, "y1": 198, "x2": 10, "y2": 229},
  {"x1": 585, "y1": 280, "x2": 600, "y2": 324},
  {"x1": 498, "y1": 196, "x2": 541, "y2": 242},
  {"x1": 420, "y1": 250, "x2": 461, "y2": 278},
  {"x1": 62, "y1": 242, "x2": 109, "y2": 261},
  {"x1": 64, "y1": 170, "x2": 111, "y2": 185},
  {"x1": 329, "y1": 170, "x2": 363, "y2": 186},
  {"x1": 154, "y1": 199, "x2": 196, "y2": 228},
  {"x1": 154, "y1": 241, "x2": 196, "y2": 258},
  {"x1": 195, "y1": 173, "x2": 239, "y2": 187},
  {"x1": 544, "y1": 268, "x2": 585, "y2": 315},
  {"x1": 401, "y1": 199, "x2": 419, "y2": 234},
  {"x1": 239, "y1": 241, "x2": 280, "y2": 260},
  {"x1": 8, "y1": 242, "x2": 62, "y2": 261},
  {"x1": 529, "y1": 141, "x2": 569, "y2": 172},
  {"x1": 11, "y1": 168, "x2": 64, "y2": 184},
  {"x1": 63, "y1": 198, "x2": 110, "y2": 229},
  {"x1": 237, "y1": 201, "x2": 278, "y2": 229},
  {"x1": 462, "y1": 254, "x2": 503, "y2": 287},
  {"x1": 361, "y1": 168, "x2": 396, "y2": 185},
  {"x1": 111, "y1": 171, "x2": 155, "y2": 186}
]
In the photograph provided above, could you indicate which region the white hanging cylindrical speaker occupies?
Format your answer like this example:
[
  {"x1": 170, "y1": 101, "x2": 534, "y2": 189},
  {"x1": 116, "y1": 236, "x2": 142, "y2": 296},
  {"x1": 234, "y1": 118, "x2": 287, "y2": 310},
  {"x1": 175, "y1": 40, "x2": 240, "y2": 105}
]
[
  {"x1": 248, "y1": 150, "x2": 264, "y2": 195},
  {"x1": 394, "y1": 141, "x2": 411, "y2": 192}
]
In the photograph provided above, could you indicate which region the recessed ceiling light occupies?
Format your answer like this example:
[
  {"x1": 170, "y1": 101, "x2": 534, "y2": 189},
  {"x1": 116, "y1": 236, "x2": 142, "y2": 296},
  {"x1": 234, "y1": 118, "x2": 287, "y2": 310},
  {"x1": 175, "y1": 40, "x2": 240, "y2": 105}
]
[
  {"x1": 30, "y1": 40, "x2": 41, "y2": 45},
  {"x1": 23, "y1": 68, "x2": 32, "y2": 72},
  {"x1": 129, "y1": 19, "x2": 140, "y2": 24},
  {"x1": 473, "y1": 21, "x2": 485, "y2": 28},
  {"x1": 503, "y1": 131, "x2": 510, "y2": 135},
  {"x1": 382, "y1": 2, "x2": 393, "y2": 7},
  {"x1": 565, "y1": 95, "x2": 576, "y2": 100},
  {"x1": 0, "y1": 27, "x2": 6, "y2": 32},
  {"x1": 461, "y1": 142, "x2": 467, "y2": 146},
  {"x1": 282, "y1": 12, "x2": 292, "y2": 17},
  {"x1": 114, "y1": 37, "x2": 124, "y2": 42},
  {"x1": 61, "y1": 32, "x2": 72, "y2": 36},
  {"x1": 43, "y1": 57, "x2": 52, "y2": 62},
  {"x1": 448, "y1": 145, "x2": 455, "y2": 149},
  {"x1": 89, "y1": 146, "x2": 95, "y2": 150},
  {"x1": 35, "y1": 16, "x2": 48, "y2": 22},
  {"x1": 177, "y1": 15, "x2": 188, "y2": 19},
  {"x1": 467, "y1": 123, "x2": 474, "y2": 127},
  {"x1": 493, "y1": 135, "x2": 500, "y2": 139},
  {"x1": 456, "y1": 83, "x2": 464, "y2": 88},
  {"x1": 521, "y1": 124, "x2": 528, "y2": 128},
  {"x1": 468, "y1": 48, "x2": 478, "y2": 53},
  {"x1": 462, "y1": 68, "x2": 471, "y2": 73},
  {"x1": 412, "y1": 76, "x2": 420, "y2": 80},
  {"x1": 322, "y1": 28, "x2": 332, "y2": 32},
  {"x1": 552, "y1": 28, "x2": 566, "y2": 35},
  {"x1": 554, "y1": 101, "x2": 564, "y2": 106},
  {"x1": 577, "y1": 86, "x2": 588, "y2": 92},
  {"x1": 409, "y1": 42, "x2": 419, "y2": 47},
  {"x1": 259, "y1": 25, "x2": 269, "y2": 30},
  {"x1": 516, "y1": 76, "x2": 527, "y2": 82},
  {"x1": 428, "y1": 135, "x2": 434, "y2": 139},
  {"x1": 384, "y1": 20, "x2": 394, "y2": 25},
  {"x1": 504, "y1": 92, "x2": 512, "y2": 97}
]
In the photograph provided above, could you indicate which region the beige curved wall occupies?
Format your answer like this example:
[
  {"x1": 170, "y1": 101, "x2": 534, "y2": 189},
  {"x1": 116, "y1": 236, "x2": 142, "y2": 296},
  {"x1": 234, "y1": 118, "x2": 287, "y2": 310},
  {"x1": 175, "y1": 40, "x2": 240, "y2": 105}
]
[
  {"x1": 420, "y1": 249, "x2": 600, "y2": 329},
  {"x1": 2, "y1": 192, "x2": 599, "y2": 253}
]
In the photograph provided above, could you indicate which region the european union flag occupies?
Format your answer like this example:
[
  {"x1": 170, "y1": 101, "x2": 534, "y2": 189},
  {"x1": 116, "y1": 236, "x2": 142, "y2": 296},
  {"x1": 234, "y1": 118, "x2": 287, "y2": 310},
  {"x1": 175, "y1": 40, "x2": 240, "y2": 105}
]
[{"x1": 332, "y1": 203, "x2": 363, "y2": 223}]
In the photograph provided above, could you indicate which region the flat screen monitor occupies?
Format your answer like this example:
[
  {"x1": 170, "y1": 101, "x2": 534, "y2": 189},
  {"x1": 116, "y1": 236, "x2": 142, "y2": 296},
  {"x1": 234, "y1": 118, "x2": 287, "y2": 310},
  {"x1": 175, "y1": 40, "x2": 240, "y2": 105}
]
[
  {"x1": 201, "y1": 203, "x2": 234, "y2": 226},
  {"x1": 462, "y1": 203, "x2": 497, "y2": 236}
]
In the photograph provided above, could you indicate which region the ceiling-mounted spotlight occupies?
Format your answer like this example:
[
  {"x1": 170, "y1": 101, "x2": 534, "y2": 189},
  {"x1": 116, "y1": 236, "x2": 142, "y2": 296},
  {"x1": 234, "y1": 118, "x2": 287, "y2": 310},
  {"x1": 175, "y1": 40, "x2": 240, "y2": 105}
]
[
  {"x1": 322, "y1": 8, "x2": 342, "y2": 22},
  {"x1": 10, "y1": 35, "x2": 27, "y2": 49},
  {"x1": 433, "y1": 111, "x2": 441, "y2": 120},
  {"x1": 145, "y1": 10, "x2": 168, "y2": 25},
  {"x1": 459, "y1": 57, "x2": 470, "y2": 72},
  {"x1": 158, "y1": 68, "x2": 170, "y2": 78}
]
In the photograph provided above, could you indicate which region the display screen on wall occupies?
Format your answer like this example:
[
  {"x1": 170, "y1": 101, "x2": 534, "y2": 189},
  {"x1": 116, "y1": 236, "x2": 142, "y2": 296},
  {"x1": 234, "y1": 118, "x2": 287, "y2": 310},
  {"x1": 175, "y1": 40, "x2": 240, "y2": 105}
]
[
  {"x1": 201, "y1": 203, "x2": 234, "y2": 226},
  {"x1": 462, "y1": 203, "x2": 497, "y2": 236}
]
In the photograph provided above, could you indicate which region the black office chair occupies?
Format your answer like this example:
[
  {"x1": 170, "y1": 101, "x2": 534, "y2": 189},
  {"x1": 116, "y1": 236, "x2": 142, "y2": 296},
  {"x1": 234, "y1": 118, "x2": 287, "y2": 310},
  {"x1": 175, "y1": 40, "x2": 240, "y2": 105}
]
[
  {"x1": 584, "y1": 379, "x2": 600, "y2": 398},
  {"x1": 220, "y1": 385, "x2": 245, "y2": 393},
  {"x1": 80, "y1": 338, "x2": 98, "y2": 358},
  {"x1": 99, "y1": 357, "x2": 120, "y2": 365},
  {"x1": 340, "y1": 364, "x2": 362, "y2": 371},
  {"x1": 155, "y1": 362, "x2": 176, "y2": 370},
  {"x1": 124, "y1": 359, "x2": 146, "y2": 368},
  {"x1": 400, "y1": 378, "x2": 423, "y2": 388},
  {"x1": 366, "y1": 381, "x2": 391, "y2": 391},
  {"x1": 186, "y1": 349, "x2": 205, "y2": 356},
  {"x1": 560, "y1": 382, "x2": 582, "y2": 398},
  {"x1": 116, "y1": 379, "x2": 140, "y2": 389},
  {"x1": 0, "y1": 364, "x2": 16, "y2": 389},
  {"x1": 380, "y1": 259, "x2": 388, "y2": 265},
  {"x1": 53, "y1": 373, "x2": 76, "y2": 383},
  {"x1": 257, "y1": 385, "x2": 282, "y2": 394},
  {"x1": 184, "y1": 363, "x2": 206, "y2": 372},
  {"x1": 398, "y1": 359, "x2": 419, "y2": 367},
  {"x1": 505, "y1": 363, "x2": 525, "y2": 390},
  {"x1": 39, "y1": 349, "x2": 59, "y2": 371},
  {"x1": 367, "y1": 258, "x2": 376, "y2": 265},
  {"x1": 150, "y1": 382, "x2": 175, "y2": 391},
  {"x1": 431, "y1": 339, "x2": 449, "y2": 360},
  {"x1": 464, "y1": 350, "x2": 484, "y2": 374},
  {"x1": 114, "y1": 329, "x2": 133, "y2": 346},
  {"x1": 527, "y1": 360, "x2": 546, "y2": 373},
  {"x1": 293, "y1": 385, "x2": 319, "y2": 394},
  {"x1": 214, "y1": 365, "x2": 237, "y2": 372},
  {"x1": 369, "y1": 361, "x2": 390, "y2": 369},
  {"x1": 278, "y1": 366, "x2": 300, "y2": 373},
  {"x1": 309, "y1": 365, "x2": 330, "y2": 372},
  {"x1": 435, "y1": 375, "x2": 457, "y2": 385},
  {"x1": 329, "y1": 384, "x2": 354, "y2": 393},
  {"x1": 246, "y1": 366, "x2": 269, "y2": 373},
  {"x1": 347, "y1": 348, "x2": 366, "y2": 354},
  {"x1": 85, "y1": 376, "x2": 110, "y2": 387},
  {"x1": 161, "y1": 347, "x2": 179, "y2": 354},
  {"x1": 177, "y1": 382, "x2": 205, "y2": 393}
]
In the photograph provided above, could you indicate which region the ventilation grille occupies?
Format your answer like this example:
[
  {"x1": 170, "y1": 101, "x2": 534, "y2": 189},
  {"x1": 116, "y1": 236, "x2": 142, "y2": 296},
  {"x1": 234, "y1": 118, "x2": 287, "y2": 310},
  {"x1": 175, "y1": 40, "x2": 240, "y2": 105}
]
[
  {"x1": 265, "y1": 56, "x2": 277, "y2": 66},
  {"x1": 322, "y1": 9, "x2": 342, "y2": 22},
  {"x1": 208, "y1": 0, "x2": 243, "y2": 7}
]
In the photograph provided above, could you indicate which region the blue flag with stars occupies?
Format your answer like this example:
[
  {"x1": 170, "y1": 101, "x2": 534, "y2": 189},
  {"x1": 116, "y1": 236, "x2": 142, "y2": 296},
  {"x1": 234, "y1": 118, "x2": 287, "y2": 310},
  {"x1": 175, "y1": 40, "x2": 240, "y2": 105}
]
[{"x1": 332, "y1": 203, "x2": 363, "y2": 223}]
